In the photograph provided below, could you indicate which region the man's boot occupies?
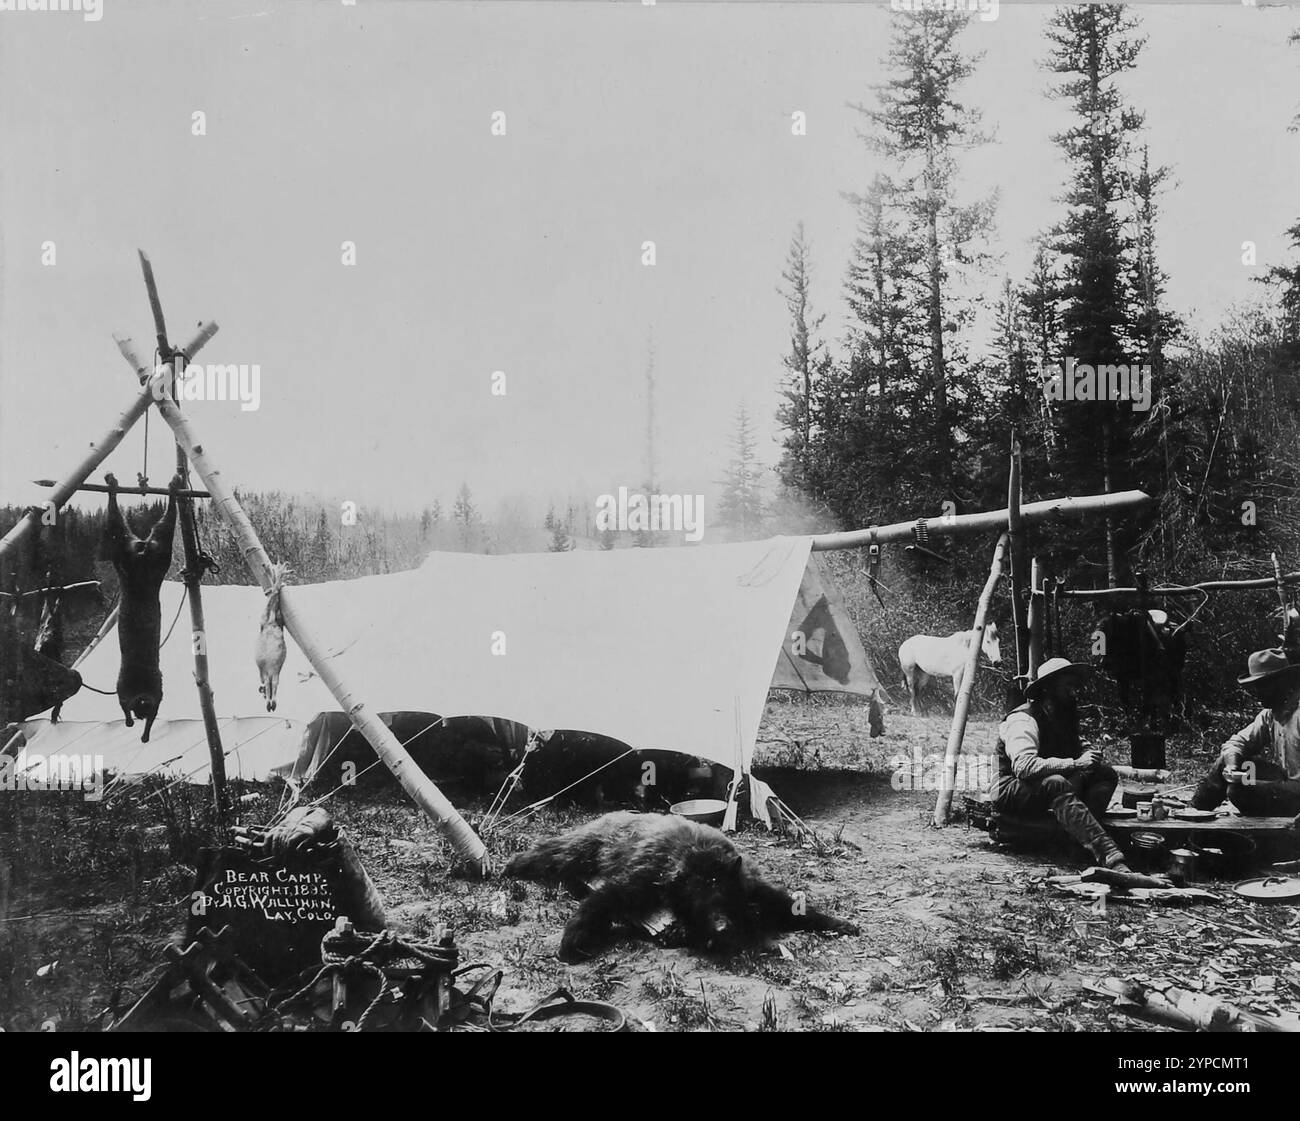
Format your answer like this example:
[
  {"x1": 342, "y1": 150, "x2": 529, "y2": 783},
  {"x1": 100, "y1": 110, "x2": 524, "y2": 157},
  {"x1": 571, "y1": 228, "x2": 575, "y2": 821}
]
[{"x1": 1050, "y1": 792, "x2": 1130, "y2": 870}]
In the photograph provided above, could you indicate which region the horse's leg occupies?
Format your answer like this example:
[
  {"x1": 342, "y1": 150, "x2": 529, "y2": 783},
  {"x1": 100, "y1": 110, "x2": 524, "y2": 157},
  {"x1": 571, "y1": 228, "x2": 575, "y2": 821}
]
[
  {"x1": 908, "y1": 668, "x2": 926, "y2": 716},
  {"x1": 950, "y1": 666, "x2": 964, "y2": 711}
]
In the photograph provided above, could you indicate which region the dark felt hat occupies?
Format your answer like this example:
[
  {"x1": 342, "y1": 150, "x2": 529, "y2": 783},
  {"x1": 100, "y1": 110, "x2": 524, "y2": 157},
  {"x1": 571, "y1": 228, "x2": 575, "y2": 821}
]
[{"x1": 1237, "y1": 648, "x2": 1300, "y2": 692}]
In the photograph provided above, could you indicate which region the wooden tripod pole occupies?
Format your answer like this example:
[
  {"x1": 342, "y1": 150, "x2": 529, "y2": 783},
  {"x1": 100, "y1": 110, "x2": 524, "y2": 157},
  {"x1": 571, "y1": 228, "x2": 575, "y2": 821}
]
[
  {"x1": 116, "y1": 350, "x2": 489, "y2": 871},
  {"x1": 934, "y1": 532, "x2": 1008, "y2": 827},
  {"x1": 134, "y1": 252, "x2": 228, "y2": 821},
  {"x1": 0, "y1": 323, "x2": 217, "y2": 567},
  {"x1": 171, "y1": 355, "x2": 228, "y2": 822}
]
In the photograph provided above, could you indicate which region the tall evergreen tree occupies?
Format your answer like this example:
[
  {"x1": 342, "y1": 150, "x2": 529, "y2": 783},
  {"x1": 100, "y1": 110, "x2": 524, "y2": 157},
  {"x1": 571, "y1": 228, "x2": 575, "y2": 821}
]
[
  {"x1": 452, "y1": 483, "x2": 477, "y2": 551},
  {"x1": 1042, "y1": 3, "x2": 1159, "y2": 583},
  {"x1": 718, "y1": 405, "x2": 765, "y2": 539},
  {"x1": 775, "y1": 223, "x2": 826, "y2": 494},
  {"x1": 1261, "y1": 221, "x2": 1300, "y2": 343},
  {"x1": 855, "y1": 8, "x2": 994, "y2": 487}
]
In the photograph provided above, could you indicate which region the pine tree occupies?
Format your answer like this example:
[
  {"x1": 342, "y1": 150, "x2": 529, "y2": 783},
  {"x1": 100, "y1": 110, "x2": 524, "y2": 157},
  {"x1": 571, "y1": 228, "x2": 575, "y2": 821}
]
[
  {"x1": 309, "y1": 509, "x2": 333, "y2": 578},
  {"x1": 843, "y1": 174, "x2": 924, "y2": 415},
  {"x1": 1042, "y1": 3, "x2": 1157, "y2": 583},
  {"x1": 452, "y1": 483, "x2": 477, "y2": 552},
  {"x1": 548, "y1": 522, "x2": 571, "y2": 552},
  {"x1": 717, "y1": 405, "x2": 765, "y2": 539},
  {"x1": 1261, "y1": 221, "x2": 1300, "y2": 343},
  {"x1": 775, "y1": 223, "x2": 826, "y2": 493},
  {"x1": 855, "y1": 8, "x2": 994, "y2": 485}
]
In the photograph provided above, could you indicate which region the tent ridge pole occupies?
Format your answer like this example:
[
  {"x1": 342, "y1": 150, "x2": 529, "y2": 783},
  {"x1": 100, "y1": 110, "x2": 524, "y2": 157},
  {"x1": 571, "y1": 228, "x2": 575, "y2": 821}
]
[{"x1": 810, "y1": 490, "x2": 1151, "y2": 552}]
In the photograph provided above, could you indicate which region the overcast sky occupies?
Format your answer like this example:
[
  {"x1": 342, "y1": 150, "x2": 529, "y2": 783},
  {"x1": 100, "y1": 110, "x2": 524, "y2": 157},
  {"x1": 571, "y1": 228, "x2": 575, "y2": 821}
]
[{"x1": 1, "y1": 1, "x2": 1296, "y2": 520}]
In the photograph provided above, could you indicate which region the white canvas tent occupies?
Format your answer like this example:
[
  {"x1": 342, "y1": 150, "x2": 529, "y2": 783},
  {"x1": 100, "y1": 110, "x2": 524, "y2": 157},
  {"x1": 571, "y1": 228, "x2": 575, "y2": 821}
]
[{"x1": 19, "y1": 537, "x2": 881, "y2": 790}]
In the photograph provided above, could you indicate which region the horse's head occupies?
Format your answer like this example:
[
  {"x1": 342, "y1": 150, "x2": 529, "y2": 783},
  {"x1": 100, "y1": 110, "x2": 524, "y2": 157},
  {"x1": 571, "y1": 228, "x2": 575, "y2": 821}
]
[{"x1": 981, "y1": 622, "x2": 1002, "y2": 667}]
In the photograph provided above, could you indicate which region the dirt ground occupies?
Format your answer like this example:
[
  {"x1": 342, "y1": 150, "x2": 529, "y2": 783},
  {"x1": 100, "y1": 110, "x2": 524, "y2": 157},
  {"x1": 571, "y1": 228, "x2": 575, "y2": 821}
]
[{"x1": 3, "y1": 697, "x2": 1300, "y2": 1032}]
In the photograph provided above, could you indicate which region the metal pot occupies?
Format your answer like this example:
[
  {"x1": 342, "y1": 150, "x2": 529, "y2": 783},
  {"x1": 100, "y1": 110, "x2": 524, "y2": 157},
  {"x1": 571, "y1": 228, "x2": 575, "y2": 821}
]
[{"x1": 1169, "y1": 848, "x2": 1198, "y2": 883}]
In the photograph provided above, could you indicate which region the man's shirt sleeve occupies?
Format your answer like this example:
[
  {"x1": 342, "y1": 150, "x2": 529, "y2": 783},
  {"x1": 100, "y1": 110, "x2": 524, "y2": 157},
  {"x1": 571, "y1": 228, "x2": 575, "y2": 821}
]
[
  {"x1": 1222, "y1": 710, "x2": 1269, "y2": 769},
  {"x1": 1000, "y1": 710, "x2": 1077, "y2": 781}
]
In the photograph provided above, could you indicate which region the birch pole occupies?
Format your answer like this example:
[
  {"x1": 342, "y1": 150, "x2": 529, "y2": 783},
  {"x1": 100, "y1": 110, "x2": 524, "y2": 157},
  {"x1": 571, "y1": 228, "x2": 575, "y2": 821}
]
[
  {"x1": 116, "y1": 349, "x2": 488, "y2": 871},
  {"x1": 810, "y1": 490, "x2": 1150, "y2": 552},
  {"x1": 1006, "y1": 435, "x2": 1030, "y2": 697},
  {"x1": 934, "y1": 532, "x2": 1008, "y2": 827},
  {"x1": 0, "y1": 323, "x2": 217, "y2": 566},
  {"x1": 1027, "y1": 557, "x2": 1044, "y2": 677}
]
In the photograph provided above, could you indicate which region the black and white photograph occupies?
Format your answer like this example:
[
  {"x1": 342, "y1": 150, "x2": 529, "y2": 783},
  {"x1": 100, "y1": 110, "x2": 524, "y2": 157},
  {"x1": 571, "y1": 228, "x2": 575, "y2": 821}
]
[{"x1": 1, "y1": 0, "x2": 1298, "y2": 1079}]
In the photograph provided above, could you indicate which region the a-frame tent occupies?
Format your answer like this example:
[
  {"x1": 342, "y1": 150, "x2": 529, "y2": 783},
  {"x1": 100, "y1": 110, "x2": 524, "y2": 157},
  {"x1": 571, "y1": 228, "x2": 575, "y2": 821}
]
[{"x1": 20, "y1": 539, "x2": 882, "y2": 790}]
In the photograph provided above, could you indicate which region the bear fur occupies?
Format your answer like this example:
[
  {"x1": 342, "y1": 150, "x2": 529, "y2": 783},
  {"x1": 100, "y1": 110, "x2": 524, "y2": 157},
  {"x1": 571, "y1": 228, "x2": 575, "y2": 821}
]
[
  {"x1": 100, "y1": 473, "x2": 179, "y2": 743},
  {"x1": 503, "y1": 811, "x2": 859, "y2": 961}
]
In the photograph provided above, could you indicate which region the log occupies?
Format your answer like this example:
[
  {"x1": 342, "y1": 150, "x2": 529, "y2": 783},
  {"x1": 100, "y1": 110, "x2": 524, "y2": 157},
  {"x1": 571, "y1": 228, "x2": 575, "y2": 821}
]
[
  {"x1": 934, "y1": 532, "x2": 1008, "y2": 826},
  {"x1": 1079, "y1": 865, "x2": 1172, "y2": 890},
  {"x1": 1087, "y1": 977, "x2": 1300, "y2": 1033},
  {"x1": 119, "y1": 354, "x2": 489, "y2": 872},
  {"x1": 809, "y1": 490, "x2": 1151, "y2": 552},
  {"x1": 0, "y1": 323, "x2": 217, "y2": 567}
]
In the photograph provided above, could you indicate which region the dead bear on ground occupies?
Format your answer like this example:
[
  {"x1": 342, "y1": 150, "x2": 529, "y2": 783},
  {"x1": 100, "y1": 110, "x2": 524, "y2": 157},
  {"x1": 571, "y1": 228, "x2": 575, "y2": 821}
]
[{"x1": 503, "y1": 811, "x2": 859, "y2": 961}]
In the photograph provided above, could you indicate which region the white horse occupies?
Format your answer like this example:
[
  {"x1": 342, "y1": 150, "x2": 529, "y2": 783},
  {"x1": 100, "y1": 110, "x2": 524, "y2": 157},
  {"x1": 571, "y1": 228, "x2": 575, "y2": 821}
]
[{"x1": 898, "y1": 623, "x2": 1001, "y2": 716}]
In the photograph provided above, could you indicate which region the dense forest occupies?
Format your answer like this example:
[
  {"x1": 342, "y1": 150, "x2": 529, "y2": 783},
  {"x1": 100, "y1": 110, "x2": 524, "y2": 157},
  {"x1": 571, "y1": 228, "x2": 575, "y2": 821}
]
[{"x1": 765, "y1": 6, "x2": 1300, "y2": 707}]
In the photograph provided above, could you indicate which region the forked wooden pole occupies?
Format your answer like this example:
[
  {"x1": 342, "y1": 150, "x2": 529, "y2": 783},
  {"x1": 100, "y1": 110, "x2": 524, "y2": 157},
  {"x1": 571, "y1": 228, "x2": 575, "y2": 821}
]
[
  {"x1": 933, "y1": 532, "x2": 1008, "y2": 827},
  {"x1": 116, "y1": 351, "x2": 489, "y2": 871},
  {"x1": 1027, "y1": 557, "x2": 1044, "y2": 675},
  {"x1": 132, "y1": 252, "x2": 229, "y2": 821},
  {"x1": 1006, "y1": 435, "x2": 1030, "y2": 697}
]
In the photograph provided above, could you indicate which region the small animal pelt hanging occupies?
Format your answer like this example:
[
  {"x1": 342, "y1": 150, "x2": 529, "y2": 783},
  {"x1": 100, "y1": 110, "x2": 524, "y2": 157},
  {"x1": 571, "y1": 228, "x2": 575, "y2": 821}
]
[{"x1": 255, "y1": 562, "x2": 290, "y2": 712}]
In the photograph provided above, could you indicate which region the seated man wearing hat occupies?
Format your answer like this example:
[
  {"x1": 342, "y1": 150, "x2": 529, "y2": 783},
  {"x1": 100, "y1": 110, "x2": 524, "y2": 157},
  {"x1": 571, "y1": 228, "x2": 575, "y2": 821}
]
[
  {"x1": 1191, "y1": 648, "x2": 1300, "y2": 817},
  {"x1": 992, "y1": 657, "x2": 1134, "y2": 871}
]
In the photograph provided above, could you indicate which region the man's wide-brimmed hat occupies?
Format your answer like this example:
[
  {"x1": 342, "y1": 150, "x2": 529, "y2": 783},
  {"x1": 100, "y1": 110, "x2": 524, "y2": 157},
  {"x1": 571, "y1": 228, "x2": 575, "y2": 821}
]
[
  {"x1": 1237, "y1": 648, "x2": 1300, "y2": 691},
  {"x1": 1025, "y1": 657, "x2": 1090, "y2": 698}
]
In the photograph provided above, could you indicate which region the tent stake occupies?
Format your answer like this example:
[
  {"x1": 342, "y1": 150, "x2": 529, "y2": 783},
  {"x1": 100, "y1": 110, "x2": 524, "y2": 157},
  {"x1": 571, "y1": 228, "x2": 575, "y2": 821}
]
[
  {"x1": 118, "y1": 351, "x2": 489, "y2": 872},
  {"x1": 934, "y1": 532, "x2": 1008, "y2": 827}
]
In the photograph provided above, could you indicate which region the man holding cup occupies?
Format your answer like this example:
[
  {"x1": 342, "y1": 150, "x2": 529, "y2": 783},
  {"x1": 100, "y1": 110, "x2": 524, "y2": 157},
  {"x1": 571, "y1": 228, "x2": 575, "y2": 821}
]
[{"x1": 1191, "y1": 648, "x2": 1300, "y2": 817}]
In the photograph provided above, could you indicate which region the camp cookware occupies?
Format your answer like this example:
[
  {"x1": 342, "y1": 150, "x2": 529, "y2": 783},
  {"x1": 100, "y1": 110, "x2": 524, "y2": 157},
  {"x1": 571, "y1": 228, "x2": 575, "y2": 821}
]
[
  {"x1": 1128, "y1": 831, "x2": 1168, "y2": 870},
  {"x1": 1168, "y1": 848, "x2": 1198, "y2": 883},
  {"x1": 1173, "y1": 808, "x2": 1217, "y2": 822},
  {"x1": 1193, "y1": 833, "x2": 1257, "y2": 877},
  {"x1": 1122, "y1": 785, "x2": 1158, "y2": 810},
  {"x1": 1233, "y1": 875, "x2": 1300, "y2": 903},
  {"x1": 670, "y1": 799, "x2": 728, "y2": 828}
]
